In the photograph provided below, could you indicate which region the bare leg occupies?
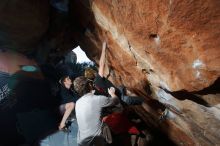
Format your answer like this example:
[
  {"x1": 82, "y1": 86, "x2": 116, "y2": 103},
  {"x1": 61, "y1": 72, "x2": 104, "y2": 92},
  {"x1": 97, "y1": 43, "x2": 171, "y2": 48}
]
[{"x1": 59, "y1": 102, "x2": 75, "y2": 130}]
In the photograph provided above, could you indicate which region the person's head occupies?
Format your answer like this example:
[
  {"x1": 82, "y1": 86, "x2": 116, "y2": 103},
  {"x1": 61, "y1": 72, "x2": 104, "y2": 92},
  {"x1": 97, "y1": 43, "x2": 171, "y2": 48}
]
[
  {"x1": 84, "y1": 67, "x2": 96, "y2": 80},
  {"x1": 73, "y1": 76, "x2": 93, "y2": 96},
  {"x1": 59, "y1": 75, "x2": 72, "y2": 89}
]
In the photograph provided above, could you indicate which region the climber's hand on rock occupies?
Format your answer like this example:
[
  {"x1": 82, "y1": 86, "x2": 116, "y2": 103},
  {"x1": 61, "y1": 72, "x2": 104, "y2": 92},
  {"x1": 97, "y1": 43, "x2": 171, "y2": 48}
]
[{"x1": 108, "y1": 87, "x2": 116, "y2": 97}]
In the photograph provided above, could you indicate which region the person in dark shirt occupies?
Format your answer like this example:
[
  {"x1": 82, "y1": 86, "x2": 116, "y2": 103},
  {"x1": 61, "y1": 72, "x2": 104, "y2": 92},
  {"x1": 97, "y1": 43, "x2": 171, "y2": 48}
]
[
  {"x1": 58, "y1": 75, "x2": 78, "y2": 130},
  {"x1": 85, "y1": 41, "x2": 144, "y2": 105}
]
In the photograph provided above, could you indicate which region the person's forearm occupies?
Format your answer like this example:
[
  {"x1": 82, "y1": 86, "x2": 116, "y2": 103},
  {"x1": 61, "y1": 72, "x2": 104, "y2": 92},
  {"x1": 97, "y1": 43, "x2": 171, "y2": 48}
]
[
  {"x1": 98, "y1": 42, "x2": 107, "y2": 77},
  {"x1": 110, "y1": 94, "x2": 119, "y2": 105}
]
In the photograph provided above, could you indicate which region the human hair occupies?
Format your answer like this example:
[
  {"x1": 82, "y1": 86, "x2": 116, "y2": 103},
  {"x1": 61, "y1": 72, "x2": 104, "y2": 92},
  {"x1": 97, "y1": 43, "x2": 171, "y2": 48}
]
[
  {"x1": 84, "y1": 68, "x2": 96, "y2": 80},
  {"x1": 73, "y1": 76, "x2": 93, "y2": 96},
  {"x1": 59, "y1": 75, "x2": 69, "y2": 86}
]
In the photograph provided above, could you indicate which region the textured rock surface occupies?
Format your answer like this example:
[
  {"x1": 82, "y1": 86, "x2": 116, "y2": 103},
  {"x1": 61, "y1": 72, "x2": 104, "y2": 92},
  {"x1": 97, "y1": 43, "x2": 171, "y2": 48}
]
[
  {"x1": 71, "y1": 0, "x2": 220, "y2": 92},
  {"x1": 70, "y1": 0, "x2": 220, "y2": 145},
  {"x1": 0, "y1": 0, "x2": 220, "y2": 145}
]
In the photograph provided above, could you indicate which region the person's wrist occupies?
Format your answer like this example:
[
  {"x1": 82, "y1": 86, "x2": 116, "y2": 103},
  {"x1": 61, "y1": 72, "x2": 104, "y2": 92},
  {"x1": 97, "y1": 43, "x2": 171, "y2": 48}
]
[
  {"x1": 110, "y1": 93, "x2": 116, "y2": 97},
  {"x1": 103, "y1": 42, "x2": 106, "y2": 48}
]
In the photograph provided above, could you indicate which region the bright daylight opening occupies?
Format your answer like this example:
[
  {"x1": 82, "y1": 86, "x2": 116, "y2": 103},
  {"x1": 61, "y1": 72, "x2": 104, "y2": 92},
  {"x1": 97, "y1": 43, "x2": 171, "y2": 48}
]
[{"x1": 72, "y1": 46, "x2": 91, "y2": 63}]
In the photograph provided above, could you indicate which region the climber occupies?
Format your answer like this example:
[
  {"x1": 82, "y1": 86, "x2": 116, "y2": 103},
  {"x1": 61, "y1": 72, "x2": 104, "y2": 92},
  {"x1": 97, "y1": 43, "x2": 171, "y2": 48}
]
[
  {"x1": 58, "y1": 75, "x2": 78, "y2": 130},
  {"x1": 84, "y1": 41, "x2": 144, "y2": 105},
  {"x1": 102, "y1": 107, "x2": 145, "y2": 146},
  {"x1": 73, "y1": 76, "x2": 120, "y2": 146}
]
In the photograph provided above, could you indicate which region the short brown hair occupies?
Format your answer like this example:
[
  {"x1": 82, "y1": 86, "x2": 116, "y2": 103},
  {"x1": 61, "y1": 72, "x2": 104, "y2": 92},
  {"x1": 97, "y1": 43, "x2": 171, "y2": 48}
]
[
  {"x1": 84, "y1": 68, "x2": 96, "y2": 80},
  {"x1": 74, "y1": 76, "x2": 93, "y2": 96}
]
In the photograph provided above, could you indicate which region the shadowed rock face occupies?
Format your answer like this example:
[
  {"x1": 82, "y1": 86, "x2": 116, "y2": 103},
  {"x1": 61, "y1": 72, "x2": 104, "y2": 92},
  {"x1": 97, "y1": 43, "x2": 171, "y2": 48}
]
[
  {"x1": 0, "y1": 0, "x2": 220, "y2": 145},
  {"x1": 0, "y1": 0, "x2": 77, "y2": 63},
  {"x1": 0, "y1": 0, "x2": 50, "y2": 52}
]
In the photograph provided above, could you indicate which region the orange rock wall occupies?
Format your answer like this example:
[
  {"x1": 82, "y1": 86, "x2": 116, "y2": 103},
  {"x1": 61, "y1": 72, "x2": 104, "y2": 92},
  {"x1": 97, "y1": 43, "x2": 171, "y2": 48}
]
[
  {"x1": 70, "y1": 0, "x2": 220, "y2": 145},
  {"x1": 89, "y1": 0, "x2": 220, "y2": 92},
  {"x1": 1, "y1": 0, "x2": 219, "y2": 145}
]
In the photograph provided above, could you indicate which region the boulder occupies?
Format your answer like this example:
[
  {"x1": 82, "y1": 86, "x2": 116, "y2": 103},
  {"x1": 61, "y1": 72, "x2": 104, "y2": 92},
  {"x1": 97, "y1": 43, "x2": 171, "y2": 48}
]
[{"x1": 69, "y1": 0, "x2": 220, "y2": 145}]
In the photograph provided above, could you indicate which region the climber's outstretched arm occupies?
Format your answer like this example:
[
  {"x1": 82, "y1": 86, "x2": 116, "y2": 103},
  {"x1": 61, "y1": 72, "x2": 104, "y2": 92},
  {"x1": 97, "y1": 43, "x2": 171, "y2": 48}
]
[{"x1": 98, "y1": 41, "x2": 107, "y2": 78}]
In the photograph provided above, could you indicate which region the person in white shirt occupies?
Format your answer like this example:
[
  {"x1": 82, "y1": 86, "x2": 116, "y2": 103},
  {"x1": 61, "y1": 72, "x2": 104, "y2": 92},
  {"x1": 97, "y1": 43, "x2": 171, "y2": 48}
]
[{"x1": 73, "y1": 76, "x2": 119, "y2": 146}]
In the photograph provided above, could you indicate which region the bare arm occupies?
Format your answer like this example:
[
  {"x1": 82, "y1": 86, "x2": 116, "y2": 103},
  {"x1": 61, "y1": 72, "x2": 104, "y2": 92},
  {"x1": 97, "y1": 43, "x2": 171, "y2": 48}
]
[{"x1": 98, "y1": 41, "x2": 107, "y2": 78}]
